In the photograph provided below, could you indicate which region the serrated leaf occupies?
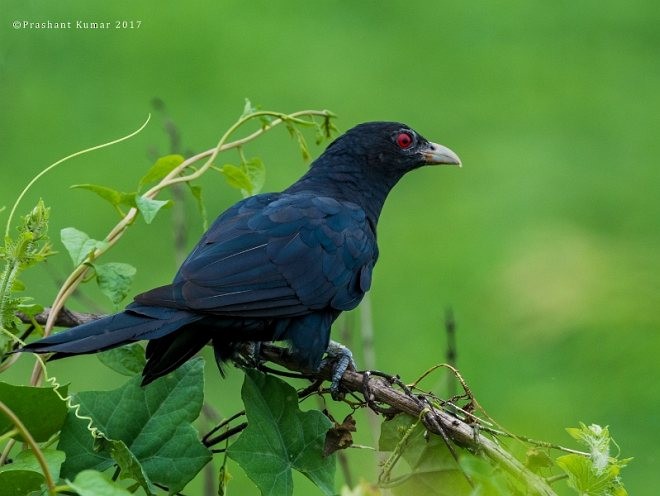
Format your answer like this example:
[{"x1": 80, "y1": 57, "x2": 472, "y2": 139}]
[
  {"x1": 94, "y1": 262, "x2": 136, "y2": 305},
  {"x1": 60, "y1": 227, "x2": 108, "y2": 266},
  {"x1": 557, "y1": 453, "x2": 625, "y2": 495},
  {"x1": 97, "y1": 343, "x2": 146, "y2": 376},
  {"x1": 227, "y1": 370, "x2": 335, "y2": 496},
  {"x1": 379, "y1": 414, "x2": 471, "y2": 496},
  {"x1": 138, "y1": 155, "x2": 185, "y2": 191},
  {"x1": 0, "y1": 382, "x2": 68, "y2": 442},
  {"x1": 58, "y1": 358, "x2": 211, "y2": 494},
  {"x1": 69, "y1": 470, "x2": 133, "y2": 496},
  {"x1": 135, "y1": 196, "x2": 171, "y2": 224}
]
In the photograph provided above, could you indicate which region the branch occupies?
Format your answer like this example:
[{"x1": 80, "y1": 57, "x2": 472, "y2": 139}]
[
  {"x1": 259, "y1": 344, "x2": 558, "y2": 496},
  {"x1": 18, "y1": 307, "x2": 103, "y2": 328},
  {"x1": 18, "y1": 308, "x2": 558, "y2": 496}
]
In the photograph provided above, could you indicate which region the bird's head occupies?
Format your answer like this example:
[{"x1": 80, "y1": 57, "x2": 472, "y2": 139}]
[{"x1": 324, "y1": 121, "x2": 461, "y2": 179}]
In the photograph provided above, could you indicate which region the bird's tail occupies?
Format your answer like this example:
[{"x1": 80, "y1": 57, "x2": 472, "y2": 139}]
[{"x1": 19, "y1": 305, "x2": 204, "y2": 381}]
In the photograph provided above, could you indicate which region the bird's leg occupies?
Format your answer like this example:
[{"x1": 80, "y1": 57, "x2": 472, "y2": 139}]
[
  {"x1": 234, "y1": 341, "x2": 263, "y2": 369},
  {"x1": 322, "y1": 340, "x2": 356, "y2": 399}
]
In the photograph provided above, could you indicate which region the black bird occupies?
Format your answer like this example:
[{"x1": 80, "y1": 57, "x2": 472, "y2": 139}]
[{"x1": 22, "y1": 122, "x2": 460, "y2": 389}]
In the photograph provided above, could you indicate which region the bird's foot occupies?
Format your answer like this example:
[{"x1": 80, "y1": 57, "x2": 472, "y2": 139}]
[
  {"x1": 321, "y1": 340, "x2": 356, "y2": 400},
  {"x1": 234, "y1": 341, "x2": 263, "y2": 369}
]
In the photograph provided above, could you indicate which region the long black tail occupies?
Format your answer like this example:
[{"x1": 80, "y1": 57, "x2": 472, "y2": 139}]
[{"x1": 20, "y1": 304, "x2": 204, "y2": 384}]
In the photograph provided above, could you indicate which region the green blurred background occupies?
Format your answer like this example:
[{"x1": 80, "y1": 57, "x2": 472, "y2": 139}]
[{"x1": 1, "y1": 1, "x2": 659, "y2": 494}]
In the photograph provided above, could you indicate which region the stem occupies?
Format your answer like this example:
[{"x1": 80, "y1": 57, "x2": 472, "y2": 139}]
[
  {"x1": 0, "y1": 400, "x2": 57, "y2": 495},
  {"x1": 0, "y1": 258, "x2": 20, "y2": 332},
  {"x1": 4, "y1": 115, "x2": 151, "y2": 239}
]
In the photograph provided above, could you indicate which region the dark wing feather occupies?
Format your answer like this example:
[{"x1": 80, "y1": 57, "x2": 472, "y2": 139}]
[{"x1": 135, "y1": 193, "x2": 376, "y2": 317}]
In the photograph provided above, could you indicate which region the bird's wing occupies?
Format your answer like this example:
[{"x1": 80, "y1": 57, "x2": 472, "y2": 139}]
[{"x1": 135, "y1": 193, "x2": 376, "y2": 317}]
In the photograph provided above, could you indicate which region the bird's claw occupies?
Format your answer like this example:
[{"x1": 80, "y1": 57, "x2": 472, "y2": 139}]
[
  {"x1": 234, "y1": 341, "x2": 263, "y2": 369},
  {"x1": 321, "y1": 340, "x2": 356, "y2": 400}
]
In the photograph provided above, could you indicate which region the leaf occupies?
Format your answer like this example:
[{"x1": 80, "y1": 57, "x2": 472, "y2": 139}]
[
  {"x1": 242, "y1": 157, "x2": 266, "y2": 196},
  {"x1": 97, "y1": 343, "x2": 146, "y2": 376},
  {"x1": 220, "y1": 159, "x2": 265, "y2": 198},
  {"x1": 138, "y1": 155, "x2": 185, "y2": 191},
  {"x1": 221, "y1": 164, "x2": 252, "y2": 193},
  {"x1": 60, "y1": 227, "x2": 109, "y2": 266},
  {"x1": 69, "y1": 469, "x2": 133, "y2": 496},
  {"x1": 135, "y1": 195, "x2": 171, "y2": 224},
  {"x1": 0, "y1": 382, "x2": 68, "y2": 442},
  {"x1": 324, "y1": 414, "x2": 356, "y2": 456},
  {"x1": 458, "y1": 456, "x2": 512, "y2": 496},
  {"x1": 379, "y1": 414, "x2": 471, "y2": 496},
  {"x1": 558, "y1": 423, "x2": 630, "y2": 495},
  {"x1": 58, "y1": 357, "x2": 211, "y2": 494},
  {"x1": 71, "y1": 184, "x2": 135, "y2": 212},
  {"x1": 15, "y1": 301, "x2": 44, "y2": 316},
  {"x1": 241, "y1": 98, "x2": 258, "y2": 118},
  {"x1": 187, "y1": 184, "x2": 208, "y2": 231},
  {"x1": 525, "y1": 448, "x2": 553, "y2": 473},
  {"x1": 104, "y1": 439, "x2": 156, "y2": 495},
  {"x1": 0, "y1": 449, "x2": 66, "y2": 495},
  {"x1": 94, "y1": 262, "x2": 137, "y2": 305},
  {"x1": 290, "y1": 126, "x2": 310, "y2": 161},
  {"x1": 0, "y1": 470, "x2": 44, "y2": 496},
  {"x1": 227, "y1": 370, "x2": 335, "y2": 496}
]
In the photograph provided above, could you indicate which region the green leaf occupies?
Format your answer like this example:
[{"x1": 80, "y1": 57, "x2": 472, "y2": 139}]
[
  {"x1": 458, "y1": 456, "x2": 511, "y2": 496},
  {"x1": 71, "y1": 184, "x2": 135, "y2": 212},
  {"x1": 0, "y1": 470, "x2": 44, "y2": 496},
  {"x1": 524, "y1": 448, "x2": 553, "y2": 473},
  {"x1": 104, "y1": 439, "x2": 156, "y2": 495},
  {"x1": 69, "y1": 469, "x2": 133, "y2": 496},
  {"x1": 242, "y1": 158, "x2": 266, "y2": 196},
  {"x1": 379, "y1": 414, "x2": 471, "y2": 496},
  {"x1": 287, "y1": 125, "x2": 310, "y2": 161},
  {"x1": 0, "y1": 449, "x2": 66, "y2": 495},
  {"x1": 187, "y1": 184, "x2": 208, "y2": 231},
  {"x1": 221, "y1": 164, "x2": 252, "y2": 193},
  {"x1": 135, "y1": 195, "x2": 171, "y2": 224},
  {"x1": 0, "y1": 382, "x2": 68, "y2": 442},
  {"x1": 557, "y1": 454, "x2": 610, "y2": 494},
  {"x1": 58, "y1": 357, "x2": 211, "y2": 494},
  {"x1": 94, "y1": 262, "x2": 137, "y2": 305},
  {"x1": 15, "y1": 301, "x2": 43, "y2": 316},
  {"x1": 138, "y1": 155, "x2": 185, "y2": 191},
  {"x1": 60, "y1": 227, "x2": 108, "y2": 266},
  {"x1": 0, "y1": 448, "x2": 65, "y2": 479},
  {"x1": 220, "y1": 159, "x2": 265, "y2": 198},
  {"x1": 97, "y1": 343, "x2": 146, "y2": 376},
  {"x1": 241, "y1": 98, "x2": 258, "y2": 118},
  {"x1": 227, "y1": 370, "x2": 335, "y2": 496}
]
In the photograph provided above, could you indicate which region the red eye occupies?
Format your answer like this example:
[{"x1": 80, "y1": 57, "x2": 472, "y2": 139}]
[{"x1": 396, "y1": 132, "x2": 413, "y2": 149}]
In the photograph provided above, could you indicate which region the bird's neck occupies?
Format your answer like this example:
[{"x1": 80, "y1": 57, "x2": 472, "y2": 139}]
[{"x1": 285, "y1": 157, "x2": 402, "y2": 225}]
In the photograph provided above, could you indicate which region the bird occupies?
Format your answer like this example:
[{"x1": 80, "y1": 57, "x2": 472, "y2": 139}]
[{"x1": 21, "y1": 121, "x2": 460, "y2": 391}]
